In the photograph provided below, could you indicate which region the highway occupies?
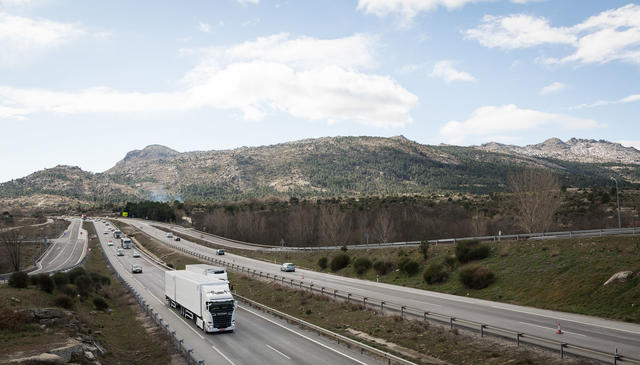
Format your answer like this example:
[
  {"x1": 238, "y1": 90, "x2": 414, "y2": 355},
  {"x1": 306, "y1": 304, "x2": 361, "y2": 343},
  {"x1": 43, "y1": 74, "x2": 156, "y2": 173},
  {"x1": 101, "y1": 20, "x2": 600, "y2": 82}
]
[
  {"x1": 31, "y1": 218, "x2": 87, "y2": 275},
  {"x1": 126, "y1": 218, "x2": 640, "y2": 362},
  {"x1": 91, "y1": 220, "x2": 380, "y2": 365}
]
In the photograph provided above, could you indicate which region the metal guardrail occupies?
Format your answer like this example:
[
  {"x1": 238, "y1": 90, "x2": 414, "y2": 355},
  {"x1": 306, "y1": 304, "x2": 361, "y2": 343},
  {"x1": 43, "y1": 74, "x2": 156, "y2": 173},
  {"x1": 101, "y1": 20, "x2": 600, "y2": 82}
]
[
  {"x1": 160, "y1": 240, "x2": 640, "y2": 365},
  {"x1": 235, "y1": 294, "x2": 417, "y2": 365}
]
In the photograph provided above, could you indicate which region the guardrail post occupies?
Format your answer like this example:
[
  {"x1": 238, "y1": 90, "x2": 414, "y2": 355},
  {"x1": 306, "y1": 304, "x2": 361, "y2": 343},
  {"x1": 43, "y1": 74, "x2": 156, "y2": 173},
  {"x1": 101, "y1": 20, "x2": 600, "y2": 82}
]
[
  {"x1": 165, "y1": 324, "x2": 169, "y2": 334},
  {"x1": 334, "y1": 289, "x2": 338, "y2": 298},
  {"x1": 363, "y1": 297, "x2": 367, "y2": 307},
  {"x1": 347, "y1": 293, "x2": 351, "y2": 302},
  {"x1": 170, "y1": 331, "x2": 176, "y2": 343},
  {"x1": 516, "y1": 333, "x2": 522, "y2": 346},
  {"x1": 187, "y1": 349, "x2": 193, "y2": 364},
  {"x1": 614, "y1": 348, "x2": 620, "y2": 365},
  {"x1": 449, "y1": 317, "x2": 454, "y2": 328},
  {"x1": 178, "y1": 339, "x2": 183, "y2": 352},
  {"x1": 560, "y1": 343, "x2": 567, "y2": 358},
  {"x1": 321, "y1": 287, "x2": 324, "y2": 295},
  {"x1": 480, "y1": 324, "x2": 486, "y2": 337},
  {"x1": 401, "y1": 306, "x2": 406, "y2": 318}
]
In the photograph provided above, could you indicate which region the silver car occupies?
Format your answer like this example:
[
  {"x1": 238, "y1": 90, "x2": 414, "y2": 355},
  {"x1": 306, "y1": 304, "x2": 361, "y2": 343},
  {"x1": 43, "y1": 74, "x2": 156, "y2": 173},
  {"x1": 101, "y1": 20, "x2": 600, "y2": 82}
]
[
  {"x1": 280, "y1": 263, "x2": 295, "y2": 272},
  {"x1": 132, "y1": 264, "x2": 142, "y2": 273}
]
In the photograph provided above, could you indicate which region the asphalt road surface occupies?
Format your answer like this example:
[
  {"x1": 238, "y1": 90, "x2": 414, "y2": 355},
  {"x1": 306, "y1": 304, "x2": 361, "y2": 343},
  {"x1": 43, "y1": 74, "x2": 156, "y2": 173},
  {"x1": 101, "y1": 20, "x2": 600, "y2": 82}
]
[
  {"x1": 92, "y1": 220, "x2": 379, "y2": 365},
  {"x1": 126, "y1": 218, "x2": 640, "y2": 362},
  {"x1": 31, "y1": 218, "x2": 86, "y2": 275}
]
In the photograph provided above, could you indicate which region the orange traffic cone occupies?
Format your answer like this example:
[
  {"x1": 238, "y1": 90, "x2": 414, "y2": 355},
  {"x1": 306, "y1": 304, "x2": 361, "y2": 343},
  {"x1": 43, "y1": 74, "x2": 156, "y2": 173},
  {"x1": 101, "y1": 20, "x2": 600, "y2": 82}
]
[{"x1": 556, "y1": 323, "x2": 563, "y2": 334}]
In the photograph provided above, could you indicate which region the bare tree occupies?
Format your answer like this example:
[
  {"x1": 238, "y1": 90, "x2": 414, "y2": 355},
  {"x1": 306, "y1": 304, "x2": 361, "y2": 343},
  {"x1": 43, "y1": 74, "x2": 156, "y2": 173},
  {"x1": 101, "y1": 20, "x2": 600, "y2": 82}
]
[
  {"x1": 373, "y1": 211, "x2": 394, "y2": 243},
  {"x1": 1, "y1": 229, "x2": 23, "y2": 272},
  {"x1": 508, "y1": 168, "x2": 562, "y2": 233},
  {"x1": 318, "y1": 206, "x2": 350, "y2": 245},
  {"x1": 287, "y1": 205, "x2": 313, "y2": 246}
]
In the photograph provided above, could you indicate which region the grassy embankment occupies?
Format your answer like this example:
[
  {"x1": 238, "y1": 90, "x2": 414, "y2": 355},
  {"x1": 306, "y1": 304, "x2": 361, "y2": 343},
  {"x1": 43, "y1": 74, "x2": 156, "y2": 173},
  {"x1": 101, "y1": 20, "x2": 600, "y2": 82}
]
[
  {"x1": 0, "y1": 219, "x2": 70, "y2": 273},
  {"x1": 242, "y1": 235, "x2": 640, "y2": 323},
  {"x1": 0, "y1": 221, "x2": 175, "y2": 364}
]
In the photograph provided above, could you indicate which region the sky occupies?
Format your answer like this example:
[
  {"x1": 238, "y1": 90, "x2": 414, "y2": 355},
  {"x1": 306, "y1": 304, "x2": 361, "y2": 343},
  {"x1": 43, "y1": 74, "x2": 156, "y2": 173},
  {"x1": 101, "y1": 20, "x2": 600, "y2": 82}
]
[{"x1": 0, "y1": 0, "x2": 639, "y2": 182}]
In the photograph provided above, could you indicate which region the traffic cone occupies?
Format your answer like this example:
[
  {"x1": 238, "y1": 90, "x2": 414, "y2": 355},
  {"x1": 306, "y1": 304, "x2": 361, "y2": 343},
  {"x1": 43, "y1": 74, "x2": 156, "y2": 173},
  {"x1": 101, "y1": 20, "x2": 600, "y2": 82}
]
[{"x1": 556, "y1": 323, "x2": 563, "y2": 334}]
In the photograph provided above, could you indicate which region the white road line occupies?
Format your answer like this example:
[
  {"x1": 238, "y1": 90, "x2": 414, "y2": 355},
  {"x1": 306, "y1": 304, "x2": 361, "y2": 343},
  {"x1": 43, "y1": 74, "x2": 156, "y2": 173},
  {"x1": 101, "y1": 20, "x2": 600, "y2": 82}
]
[
  {"x1": 518, "y1": 321, "x2": 587, "y2": 337},
  {"x1": 265, "y1": 344, "x2": 291, "y2": 360},
  {"x1": 211, "y1": 345, "x2": 238, "y2": 365},
  {"x1": 497, "y1": 306, "x2": 640, "y2": 335},
  {"x1": 240, "y1": 306, "x2": 369, "y2": 365}
]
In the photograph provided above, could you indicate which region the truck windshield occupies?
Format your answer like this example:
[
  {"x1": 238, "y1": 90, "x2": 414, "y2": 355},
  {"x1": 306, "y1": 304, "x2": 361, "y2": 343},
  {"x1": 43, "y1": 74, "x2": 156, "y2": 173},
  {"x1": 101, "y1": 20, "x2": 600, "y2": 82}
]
[{"x1": 207, "y1": 300, "x2": 234, "y2": 313}]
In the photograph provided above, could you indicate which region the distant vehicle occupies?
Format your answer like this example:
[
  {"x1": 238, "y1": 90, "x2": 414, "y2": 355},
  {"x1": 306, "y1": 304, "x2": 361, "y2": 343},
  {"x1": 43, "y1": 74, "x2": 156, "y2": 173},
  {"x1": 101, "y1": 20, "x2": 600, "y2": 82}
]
[
  {"x1": 280, "y1": 263, "x2": 295, "y2": 272},
  {"x1": 113, "y1": 230, "x2": 122, "y2": 239},
  {"x1": 132, "y1": 250, "x2": 140, "y2": 258},
  {"x1": 132, "y1": 264, "x2": 142, "y2": 273},
  {"x1": 103, "y1": 230, "x2": 108, "y2": 235},
  {"x1": 216, "y1": 249, "x2": 225, "y2": 255},
  {"x1": 165, "y1": 270, "x2": 236, "y2": 333},
  {"x1": 108, "y1": 240, "x2": 113, "y2": 246},
  {"x1": 186, "y1": 264, "x2": 228, "y2": 282},
  {"x1": 167, "y1": 232, "x2": 173, "y2": 238},
  {"x1": 174, "y1": 236, "x2": 181, "y2": 241},
  {"x1": 121, "y1": 237, "x2": 132, "y2": 249},
  {"x1": 116, "y1": 248, "x2": 124, "y2": 256}
]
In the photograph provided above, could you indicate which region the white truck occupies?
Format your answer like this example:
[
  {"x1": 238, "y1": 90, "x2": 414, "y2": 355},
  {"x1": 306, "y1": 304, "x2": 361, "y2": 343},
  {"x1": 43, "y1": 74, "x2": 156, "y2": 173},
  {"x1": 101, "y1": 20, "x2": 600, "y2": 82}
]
[
  {"x1": 185, "y1": 264, "x2": 228, "y2": 282},
  {"x1": 164, "y1": 270, "x2": 236, "y2": 333},
  {"x1": 121, "y1": 237, "x2": 132, "y2": 249}
]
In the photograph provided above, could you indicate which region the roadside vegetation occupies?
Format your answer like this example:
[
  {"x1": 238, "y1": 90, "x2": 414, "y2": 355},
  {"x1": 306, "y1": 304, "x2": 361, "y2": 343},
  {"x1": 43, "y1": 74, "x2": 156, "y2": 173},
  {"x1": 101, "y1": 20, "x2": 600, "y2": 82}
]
[
  {"x1": 230, "y1": 272, "x2": 584, "y2": 365},
  {"x1": 0, "y1": 222, "x2": 176, "y2": 364}
]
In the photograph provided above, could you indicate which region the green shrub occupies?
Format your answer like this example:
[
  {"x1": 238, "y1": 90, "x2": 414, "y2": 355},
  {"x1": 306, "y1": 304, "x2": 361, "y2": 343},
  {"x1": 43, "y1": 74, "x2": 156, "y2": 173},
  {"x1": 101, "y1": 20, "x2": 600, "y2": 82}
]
[
  {"x1": 37, "y1": 274, "x2": 55, "y2": 293},
  {"x1": 317, "y1": 257, "x2": 328, "y2": 270},
  {"x1": 396, "y1": 257, "x2": 410, "y2": 272},
  {"x1": 52, "y1": 272, "x2": 70, "y2": 288},
  {"x1": 455, "y1": 240, "x2": 491, "y2": 263},
  {"x1": 29, "y1": 274, "x2": 41, "y2": 286},
  {"x1": 89, "y1": 273, "x2": 110, "y2": 289},
  {"x1": 67, "y1": 267, "x2": 87, "y2": 284},
  {"x1": 330, "y1": 254, "x2": 350, "y2": 271},
  {"x1": 353, "y1": 257, "x2": 372, "y2": 275},
  {"x1": 93, "y1": 297, "x2": 109, "y2": 311},
  {"x1": 61, "y1": 284, "x2": 78, "y2": 297},
  {"x1": 403, "y1": 260, "x2": 420, "y2": 276},
  {"x1": 54, "y1": 294, "x2": 74, "y2": 309},
  {"x1": 8, "y1": 272, "x2": 28, "y2": 288},
  {"x1": 373, "y1": 260, "x2": 393, "y2": 275},
  {"x1": 459, "y1": 265, "x2": 495, "y2": 289},
  {"x1": 443, "y1": 255, "x2": 457, "y2": 270},
  {"x1": 423, "y1": 264, "x2": 448, "y2": 284},
  {"x1": 74, "y1": 275, "x2": 93, "y2": 296}
]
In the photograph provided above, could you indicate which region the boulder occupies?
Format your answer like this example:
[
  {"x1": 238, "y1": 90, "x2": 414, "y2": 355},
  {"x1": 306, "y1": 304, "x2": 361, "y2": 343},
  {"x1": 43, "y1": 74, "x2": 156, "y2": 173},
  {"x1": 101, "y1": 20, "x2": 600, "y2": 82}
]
[
  {"x1": 604, "y1": 271, "x2": 634, "y2": 286},
  {"x1": 8, "y1": 353, "x2": 65, "y2": 364},
  {"x1": 48, "y1": 340, "x2": 84, "y2": 362}
]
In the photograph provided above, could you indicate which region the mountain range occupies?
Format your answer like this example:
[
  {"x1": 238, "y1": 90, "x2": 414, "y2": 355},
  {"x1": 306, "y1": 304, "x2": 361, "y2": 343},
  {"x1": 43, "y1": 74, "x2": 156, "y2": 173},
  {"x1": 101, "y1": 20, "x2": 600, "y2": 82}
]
[{"x1": 1, "y1": 136, "x2": 638, "y2": 209}]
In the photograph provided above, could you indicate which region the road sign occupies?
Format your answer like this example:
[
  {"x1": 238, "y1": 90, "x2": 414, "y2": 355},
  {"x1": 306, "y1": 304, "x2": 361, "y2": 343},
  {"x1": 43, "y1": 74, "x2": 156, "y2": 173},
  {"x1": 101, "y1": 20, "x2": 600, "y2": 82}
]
[{"x1": 122, "y1": 212, "x2": 128, "y2": 217}]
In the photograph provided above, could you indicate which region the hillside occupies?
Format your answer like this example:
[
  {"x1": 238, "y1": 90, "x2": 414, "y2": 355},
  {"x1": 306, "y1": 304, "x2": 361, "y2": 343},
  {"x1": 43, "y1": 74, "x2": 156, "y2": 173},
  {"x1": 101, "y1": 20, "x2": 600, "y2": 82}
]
[{"x1": 1, "y1": 136, "x2": 639, "y2": 206}]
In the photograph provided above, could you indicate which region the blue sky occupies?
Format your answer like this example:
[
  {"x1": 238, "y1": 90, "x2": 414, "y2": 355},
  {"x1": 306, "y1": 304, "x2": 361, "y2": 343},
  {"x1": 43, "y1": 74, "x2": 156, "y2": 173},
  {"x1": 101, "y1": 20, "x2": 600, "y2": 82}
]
[{"x1": 0, "y1": 0, "x2": 639, "y2": 182}]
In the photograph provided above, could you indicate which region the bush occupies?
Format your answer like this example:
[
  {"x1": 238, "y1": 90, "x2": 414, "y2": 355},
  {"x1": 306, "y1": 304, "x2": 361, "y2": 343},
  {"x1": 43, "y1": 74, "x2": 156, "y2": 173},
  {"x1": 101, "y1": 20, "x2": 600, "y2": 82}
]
[
  {"x1": 443, "y1": 255, "x2": 457, "y2": 270},
  {"x1": 455, "y1": 240, "x2": 491, "y2": 263},
  {"x1": 330, "y1": 254, "x2": 350, "y2": 271},
  {"x1": 340, "y1": 246, "x2": 348, "y2": 252},
  {"x1": 397, "y1": 257, "x2": 410, "y2": 272},
  {"x1": 67, "y1": 267, "x2": 87, "y2": 284},
  {"x1": 0, "y1": 307, "x2": 29, "y2": 331},
  {"x1": 74, "y1": 275, "x2": 93, "y2": 296},
  {"x1": 403, "y1": 260, "x2": 420, "y2": 276},
  {"x1": 373, "y1": 260, "x2": 393, "y2": 275},
  {"x1": 353, "y1": 257, "x2": 372, "y2": 275},
  {"x1": 8, "y1": 271, "x2": 28, "y2": 288},
  {"x1": 29, "y1": 274, "x2": 41, "y2": 286},
  {"x1": 317, "y1": 257, "x2": 328, "y2": 270},
  {"x1": 61, "y1": 284, "x2": 79, "y2": 297},
  {"x1": 459, "y1": 265, "x2": 495, "y2": 289},
  {"x1": 52, "y1": 272, "x2": 70, "y2": 288},
  {"x1": 93, "y1": 297, "x2": 109, "y2": 311},
  {"x1": 423, "y1": 264, "x2": 448, "y2": 284},
  {"x1": 89, "y1": 273, "x2": 110, "y2": 289},
  {"x1": 419, "y1": 240, "x2": 429, "y2": 260},
  {"x1": 54, "y1": 294, "x2": 74, "y2": 309},
  {"x1": 37, "y1": 274, "x2": 55, "y2": 293}
]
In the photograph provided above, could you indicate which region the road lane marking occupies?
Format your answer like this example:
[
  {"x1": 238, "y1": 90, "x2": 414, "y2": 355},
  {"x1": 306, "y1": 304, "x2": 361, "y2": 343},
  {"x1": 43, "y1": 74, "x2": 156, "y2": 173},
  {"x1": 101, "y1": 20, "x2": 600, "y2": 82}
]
[
  {"x1": 211, "y1": 345, "x2": 237, "y2": 365},
  {"x1": 518, "y1": 322, "x2": 587, "y2": 337},
  {"x1": 265, "y1": 344, "x2": 291, "y2": 360},
  {"x1": 240, "y1": 306, "x2": 369, "y2": 365},
  {"x1": 496, "y1": 306, "x2": 640, "y2": 335}
]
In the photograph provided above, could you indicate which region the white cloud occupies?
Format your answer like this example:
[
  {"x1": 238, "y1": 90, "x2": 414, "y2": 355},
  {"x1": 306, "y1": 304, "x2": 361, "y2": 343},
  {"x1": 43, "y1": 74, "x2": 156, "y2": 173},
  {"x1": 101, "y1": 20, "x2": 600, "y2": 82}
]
[
  {"x1": 439, "y1": 104, "x2": 603, "y2": 144},
  {"x1": 466, "y1": 4, "x2": 640, "y2": 65},
  {"x1": 429, "y1": 60, "x2": 475, "y2": 83},
  {"x1": 0, "y1": 33, "x2": 418, "y2": 128},
  {"x1": 0, "y1": 11, "x2": 85, "y2": 67},
  {"x1": 236, "y1": 0, "x2": 259, "y2": 4},
  {"x1": 198, "y1": 22, "x2": 211, "y2": 33},
  {"x1": 357, "y1": 0, "x2": 490, "y2": 25},
  {"x1": 539, "y1": 81, "x2": 566, "y2": 95},
  {"x1": 572, "y1": 93, "x2": 640, "y2": 109}
]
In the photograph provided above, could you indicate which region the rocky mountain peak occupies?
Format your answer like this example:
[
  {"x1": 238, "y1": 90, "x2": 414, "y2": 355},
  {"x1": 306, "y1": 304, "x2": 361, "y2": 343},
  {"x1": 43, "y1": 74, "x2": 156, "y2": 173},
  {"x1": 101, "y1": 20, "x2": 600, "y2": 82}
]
[{"x1": 112, "y1": 145, "x2": 180, "y2": 170}]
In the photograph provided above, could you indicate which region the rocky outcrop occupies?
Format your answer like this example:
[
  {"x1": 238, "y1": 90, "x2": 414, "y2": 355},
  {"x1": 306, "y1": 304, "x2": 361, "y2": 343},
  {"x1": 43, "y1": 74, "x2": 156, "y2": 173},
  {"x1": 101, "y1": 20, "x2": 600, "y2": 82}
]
[
  {"x1": 604, "y1": 271, "x2": 634, "y2": 286},
  {"x1": 8, "y1": 353, "x2": 65, "y2": 364}
]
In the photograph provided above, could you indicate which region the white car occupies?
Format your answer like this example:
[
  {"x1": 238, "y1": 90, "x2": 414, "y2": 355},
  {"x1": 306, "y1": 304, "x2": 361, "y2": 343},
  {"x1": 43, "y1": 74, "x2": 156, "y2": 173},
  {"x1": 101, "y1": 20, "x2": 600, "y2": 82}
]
[
  {"x1": 167, "y1": 232, "x2": 173, "y2": 238},
  {"x1": 107, "y1": 240, "x2": 113, "y2": 246},
  {"x1": 132, "y1": 264, "x2": 142, "y2": 273},
  {"x1": 132, "y1": 250, "x2": 140, "y2": 258},
  {"x1": 116, "y1": 248, "x2": 124, "y2": 256},
  {"x1": 103, "y1": 230, "x2": 108, "y2": 235},
  {"x1": 280, "y1": 263, "x2": 295, "y2": 272}
]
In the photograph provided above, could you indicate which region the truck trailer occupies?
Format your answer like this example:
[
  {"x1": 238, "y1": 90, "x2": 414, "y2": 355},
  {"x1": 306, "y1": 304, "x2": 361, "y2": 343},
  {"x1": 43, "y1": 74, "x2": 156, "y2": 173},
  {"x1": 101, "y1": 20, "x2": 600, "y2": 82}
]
[
  {"x1": 185, "y1": 264, "x2": 228, "y2": 282},
  {"x1": 164, "y1": 270, "x2": 236, "y2": 333},
  {"x1": 121, "y1": 237, "x2": 132, "y2": 249}
]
